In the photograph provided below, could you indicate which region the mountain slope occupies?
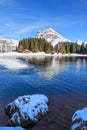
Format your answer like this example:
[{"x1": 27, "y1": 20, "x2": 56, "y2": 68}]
[
  {"x1": 0, "y1": 37, "x2": 19, "y2": 52},
  {"x1": 0, "y1": 37, "x2": 18, "y2": 46},
  {"x1": 35, "y1": 28, "x2": 71, "y2": 47}
]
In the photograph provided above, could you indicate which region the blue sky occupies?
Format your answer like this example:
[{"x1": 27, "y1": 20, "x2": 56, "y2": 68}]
[{"x1": 0, "y1": 0, "x2": 87, "y2": 42}]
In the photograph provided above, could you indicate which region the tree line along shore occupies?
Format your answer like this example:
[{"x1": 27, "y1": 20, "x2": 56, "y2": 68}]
[{"x1": 18, "y1": 38, "x2": 87, "y2": 54}]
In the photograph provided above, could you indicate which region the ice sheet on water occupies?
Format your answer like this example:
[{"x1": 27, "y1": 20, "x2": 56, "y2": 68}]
[{"x1": 0, "y1": 58, "x2": 35, "y2": 75}]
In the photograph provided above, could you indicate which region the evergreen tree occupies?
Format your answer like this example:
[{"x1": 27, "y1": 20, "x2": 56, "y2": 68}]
[
  {"x1": 59, "y1": 43, "x2": 66, "y2": 53},
  {"x1": 80, "y1": 43, "x2": 85, "y2": 53},
  {"x1": 18, "y1": 38, "x2": 53, "y2": 53},
  {"x1": 76, "y1": 44, "x2": 81, "y2": 53},
  {"x1": 70, "y1": 44, "x2": 76, "y2": 53}
]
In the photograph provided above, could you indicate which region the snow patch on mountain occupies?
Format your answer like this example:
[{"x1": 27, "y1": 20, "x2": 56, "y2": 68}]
[
  {"x1": 77, "y1": 40, "x2": 87, "y2": 46},
  {"x1": 0, "y1": 37, "x2": 18, "y2": 46}
]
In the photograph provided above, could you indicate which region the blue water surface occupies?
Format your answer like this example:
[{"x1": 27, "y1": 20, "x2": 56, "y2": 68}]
[{"x1": 0, "y1": 56, "x2": 87, "y2": 130}]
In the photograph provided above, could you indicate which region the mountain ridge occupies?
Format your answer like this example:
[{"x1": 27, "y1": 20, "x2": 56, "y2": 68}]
[
  {"x1": 0, "y1": 37, "x2": 19, "y2": 52},
  {"x1": 35, "y1": 28, "x2": 71, "y2": 47}
]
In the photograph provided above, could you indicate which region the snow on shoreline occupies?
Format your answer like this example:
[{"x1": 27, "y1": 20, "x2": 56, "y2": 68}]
[
  {"x1": 0, "y1": 52, "x2": 87, "y2": 70},
  {"x1": 0, "y1": 52, "x2": 87, "y2": 57}
]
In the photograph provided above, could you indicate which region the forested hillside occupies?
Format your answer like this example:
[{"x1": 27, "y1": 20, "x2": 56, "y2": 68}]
[
  {"x1": 58, "y1": 42, "x2": 87, "y2": 54},
  {"x1": 18, "y1": 38, "x2": 87, "y2": 54},
  {"x1": 18, "y1": 38, "x2": 53, "y2": 53}
]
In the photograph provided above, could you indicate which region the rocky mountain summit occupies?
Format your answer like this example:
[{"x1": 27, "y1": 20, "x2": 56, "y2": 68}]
[{"x1": 36, "y1": 28, "x2": 71, "y2": 47}]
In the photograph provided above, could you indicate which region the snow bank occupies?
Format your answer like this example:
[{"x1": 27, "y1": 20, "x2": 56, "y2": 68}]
[
  {"x1": 0, "y1": 127, "x2": 25, "y2": 130},
  {"x1": 72, "y1": 108, "x2": 87, "y2": 130},
  {"x1": 0, "y1": 52, "x2": 46, "y2": 57},
  {"x1": 5, "y1": 94, "x2": 49, "y2": 128},
  {"x1": 0, "y1": 52, "x2": 87, "y2": 57}
]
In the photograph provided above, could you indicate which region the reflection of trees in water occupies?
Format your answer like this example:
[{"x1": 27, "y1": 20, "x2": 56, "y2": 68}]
[
  {"x1": 22, "y1": 56, "x2": 68, "y2": 78},
  {"x1": 22, "y1": 56, "x2": 53, "y2": 67},
  {"x1": 22, "y1": 56, "x2": 87, "y2": 79}
]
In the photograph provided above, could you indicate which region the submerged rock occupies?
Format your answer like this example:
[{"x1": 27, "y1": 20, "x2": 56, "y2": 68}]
[
  {"x1": 5, "y1": 94, "x2": 49, "y2": 128},
  {"x1": 72, "y1": 108, "x2": 87, "y2": 130}
]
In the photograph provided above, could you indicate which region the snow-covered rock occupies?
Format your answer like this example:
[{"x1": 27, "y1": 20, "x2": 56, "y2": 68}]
[
  {"x1": 72, "y1": 108, "x2": 87, "y2": 130},
  {"x1": 5, "y1": 94, "x2": 49, "y2": 128},
  {"x1": 36, "y1": 28, "x2": 70, "y2": 47},
  {"x1": 0, "y1": 127, "x2": 25, "y2": 130}
]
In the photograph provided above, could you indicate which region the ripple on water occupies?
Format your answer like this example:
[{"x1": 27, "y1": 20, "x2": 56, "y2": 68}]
[{"x1": 0, "y1": 57, "x2": 87, "y2": 130}]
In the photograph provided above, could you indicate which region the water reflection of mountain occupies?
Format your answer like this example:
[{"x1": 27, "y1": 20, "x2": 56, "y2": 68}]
[
  {"x1": 22, "y1": 56, "x2": 53, "y2": 67},
  {"x1": 37, "y1": 57, "x2": 68, "y2": 79},
  {"x1": 22, "y1": 56, "x2": 69, "y2": 79},
  {"x1": 22, "y1": 56, "x2": 87, "y2": 79}
]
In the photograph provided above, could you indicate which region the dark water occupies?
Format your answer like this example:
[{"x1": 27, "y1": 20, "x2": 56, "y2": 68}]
[{"x1": 0, "y1": 56, "x2": 87, "y2": 130}]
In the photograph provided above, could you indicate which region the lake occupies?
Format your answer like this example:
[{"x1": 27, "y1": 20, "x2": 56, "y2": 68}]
[{"x1": 0, "y1": 56, "x2": 87, "y2": 130}]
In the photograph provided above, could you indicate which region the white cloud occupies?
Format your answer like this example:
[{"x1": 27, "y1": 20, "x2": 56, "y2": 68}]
[
  {"x1": 17, "y1": 25, "x2": 39, "y2": 35},
  {"x1": 4, "y1": 19, "x2": 79, "y2": 38},
  {"x1": 15, "y1": 22, "x2": 45, "y2": 35},
  {"x1": 4, "y1": 23, "x2": 11, "y2": 27},
  {"x1": 0, "y1": 17, "x2": 81, "y2": 40},
  {"x1": 4, "y1": 23, "x2": 15, "y2": 28}
]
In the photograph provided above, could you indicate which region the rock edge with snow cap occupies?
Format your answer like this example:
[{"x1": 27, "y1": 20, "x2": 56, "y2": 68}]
[
  {"x1": 5, "y1": 94, "x2": 49, "y2": 128},
  {"x1": 72, "y1": 108, "x2": 87, "y2": 130}
]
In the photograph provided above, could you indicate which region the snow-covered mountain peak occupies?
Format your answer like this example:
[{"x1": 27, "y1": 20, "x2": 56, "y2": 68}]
[
  {"x1": 36, "y1": 28, "x2": 71, "y2": 47},
  {"x1": 45, "y1": 28, "x2": 57, "y2": 33}
]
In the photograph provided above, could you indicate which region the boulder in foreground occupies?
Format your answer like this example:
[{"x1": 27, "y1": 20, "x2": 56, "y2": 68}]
[
  {"x1": 5, "y1": 94, "x2": 49, "y2": 128},
  {"x1": 72, "y1": 108, "x2": 87, "y2": 130}
]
